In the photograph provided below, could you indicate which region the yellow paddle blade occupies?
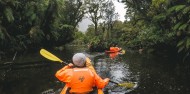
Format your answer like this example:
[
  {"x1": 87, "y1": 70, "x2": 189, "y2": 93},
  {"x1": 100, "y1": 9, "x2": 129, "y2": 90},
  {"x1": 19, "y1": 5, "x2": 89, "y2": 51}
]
[
  {"x1": 121, "y1": 50, "x2": 125, "y2": 54},
  {"x1": 40, "y1": 49, "x2": 63, "y2": 63},
  {"x1": 118, "y1": 82, "x2": 135, "y2": 88}
]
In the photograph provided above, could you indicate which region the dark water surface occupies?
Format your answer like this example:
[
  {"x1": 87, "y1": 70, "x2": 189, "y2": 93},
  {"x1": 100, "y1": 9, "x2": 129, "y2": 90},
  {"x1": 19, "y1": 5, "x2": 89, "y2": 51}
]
[{"x1": 0, "y1": 46, "x2": 190, "y2": 94}]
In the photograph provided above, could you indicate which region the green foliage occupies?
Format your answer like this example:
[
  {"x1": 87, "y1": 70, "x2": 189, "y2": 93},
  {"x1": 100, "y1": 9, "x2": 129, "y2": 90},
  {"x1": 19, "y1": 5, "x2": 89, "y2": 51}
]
[
  {"x1": 121, "y1": 0, "x2": 190, "y2": 60},
  {"x1": 4, "y1": 7, "x2": 14, "y2": 22},
  {"x1": 0, "y1": 0, "x2": 86, "y2": 54},
  {"x1": 121, "y1": 22, "x2": 175, "y2": 50},
  {"x1": 85, "y1": 0, "x2": 108, "y2": 35},
  {"x1": 59, "y1": 24, "x2": 74, "y2": 30},
  {"x1": 167, "y1": 4, "x2": 190, "y2": 58},
  {"x1": 140, "y1": 25, "x2": 174, "y2": 45},
  {"x1": 29, "y1": 26, "x2": 44, "y2": 43},
  {"x1": 173, "y1": 22, "x2": 183, "y2": 31},
  {"x1": 177, "y1": 37, "x2": 190, "y2": 52},
  {"x1": 71, "y1": 31, "x2": 85, "y2": 45},
  {"x1": 179, "y1": 23, "x2": 188, "y2": 31},
  {"x1": 168, "y1": 5, "x2": 186, "y2": 13},
  {"x1": 152, "y1": 14, "x2": 166, "y2": 22},
  {"x1": 85, "y1": 25, "x2": 96, "y2": 43},
  {"x1": 152, "y1": 0, "x2": 168, "y2": 8},
  {"x1": 182, "y1": 6, "x2": 190, "y2": 14}
]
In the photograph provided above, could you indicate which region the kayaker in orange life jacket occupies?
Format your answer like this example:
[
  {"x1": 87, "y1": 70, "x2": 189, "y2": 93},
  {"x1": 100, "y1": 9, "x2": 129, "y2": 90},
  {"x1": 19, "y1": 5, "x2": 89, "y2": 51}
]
[
  {"x1": 55, "y1": 53, "x2": 110, "y2": 94},
  {"x1": 110, "y1": 44, "x2": 122, "y2": 52}
]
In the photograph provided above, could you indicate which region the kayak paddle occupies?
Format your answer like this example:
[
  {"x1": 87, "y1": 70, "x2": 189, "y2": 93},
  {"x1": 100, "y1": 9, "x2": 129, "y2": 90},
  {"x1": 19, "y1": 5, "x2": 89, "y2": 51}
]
[
  {"x1": 40, "y1": 49, "x2": 67, "y2": 64},
  {"x1": 109, "y1": 80, "x2": 136, "y2": 88},
  {"x1": 40, "y1": 49, "x2": 135, "y2": 88}
]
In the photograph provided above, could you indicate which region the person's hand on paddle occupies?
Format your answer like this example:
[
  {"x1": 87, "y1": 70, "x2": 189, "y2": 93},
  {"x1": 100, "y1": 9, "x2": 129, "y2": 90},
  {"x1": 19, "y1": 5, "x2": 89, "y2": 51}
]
[
  {"x1": 67, "y1": 63, "x2": 74, "y2": 68},
  {"x1": 104, "y1": 78, "x2": 110, "y2": 85}
]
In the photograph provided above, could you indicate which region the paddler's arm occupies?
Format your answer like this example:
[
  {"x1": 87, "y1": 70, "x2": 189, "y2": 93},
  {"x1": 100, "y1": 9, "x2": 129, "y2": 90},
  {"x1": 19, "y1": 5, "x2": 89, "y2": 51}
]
[
  {"x1": 85, "y1": 58, "x2": 110, "y2": 88},
  {"x1": 93, "y1": 71, "x2": 110, "y2": 89},
  {"x1": 55, "y1": 63, "x2": 73, "y2": 82}
]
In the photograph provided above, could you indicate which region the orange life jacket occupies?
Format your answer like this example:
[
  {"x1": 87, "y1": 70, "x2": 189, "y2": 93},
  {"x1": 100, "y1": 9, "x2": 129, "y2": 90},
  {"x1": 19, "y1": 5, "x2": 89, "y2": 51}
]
[
  {"x1": 110, "y1": 47, "x2": 115, "y2": 51},
  {"x1": 69, "y1": 68, "x2": 95, "y2": 93},
  {"x1": 110, "y1": 47, "x2": 121, "y2": 52},
  {"x1": 115, "y1": 47, "x2": 121, "y2": 51},
  {"x1": 56, "y1": 57, "x2": 109, "y2": 94},
  {"x1": 55, "y1": 66, "x2": 109, "y2": 94}
]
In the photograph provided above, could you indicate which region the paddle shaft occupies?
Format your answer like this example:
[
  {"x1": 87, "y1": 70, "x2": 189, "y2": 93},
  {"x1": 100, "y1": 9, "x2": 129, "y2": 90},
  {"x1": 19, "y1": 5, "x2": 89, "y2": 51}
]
[{"x1": 109, "y1": 80, "x2": 119, "y2": 85}]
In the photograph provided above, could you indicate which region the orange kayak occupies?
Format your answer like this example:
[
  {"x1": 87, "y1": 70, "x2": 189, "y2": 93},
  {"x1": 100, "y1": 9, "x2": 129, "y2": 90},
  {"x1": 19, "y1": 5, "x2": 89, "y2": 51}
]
[
  {"x1": 60, "y1": 57, "x2": 104, "y2": 94},
  {"x1": 105, "y1": 50, "x2": 120, "y2": 53},
  {"x1": 105, "y1": 49, "x2": 125, "y2": 53}
]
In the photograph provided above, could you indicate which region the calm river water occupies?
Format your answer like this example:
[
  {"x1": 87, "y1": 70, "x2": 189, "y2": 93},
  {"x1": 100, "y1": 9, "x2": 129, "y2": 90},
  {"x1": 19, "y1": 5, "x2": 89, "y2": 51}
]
[{"x1": 0, "y1": 45, "x2": 189, "y2": 94}]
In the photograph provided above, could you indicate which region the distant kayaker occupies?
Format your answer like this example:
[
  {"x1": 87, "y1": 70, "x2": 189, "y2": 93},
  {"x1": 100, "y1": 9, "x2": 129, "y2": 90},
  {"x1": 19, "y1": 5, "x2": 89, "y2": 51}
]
[
  {"x1": 110, "y1": 44, "x2": 122, "y2": 52},
  {"x1": 55, "y1": 53, "x2": 110, "y2": 94}
]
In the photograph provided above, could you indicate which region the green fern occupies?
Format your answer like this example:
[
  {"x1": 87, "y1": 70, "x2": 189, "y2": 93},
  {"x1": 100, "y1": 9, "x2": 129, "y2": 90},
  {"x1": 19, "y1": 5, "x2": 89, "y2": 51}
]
[
  {"x1": 177, "y1": 40, "x2": 184, "y2": 47},
  {"x1": 167, "y1": 5, "x2": 186, "y2": 13},
  {"x1": 178, "y1": 23, "x2": 188, "y2": 31},
  {"x1": 167, "y1": 6, "x2": 176, "y2": 13},
  {"x1": 175, "y1": 5, "x2": 186, "y2": 12},
  {"x1": 152, "y1": 13, "x2": 166, "y2": 22},
  {"x1": 182, "y1": 6, "x2": 190, "y2": 14},
  {"x1": 177, "y1": 37, "x2": 190, "y2": 53},
  {"x1": 173, "y1": 22, "x2": 183, "y2": 30},
  {"x1": 4, "y1": 7, "x2": 14, "y2": 22}
]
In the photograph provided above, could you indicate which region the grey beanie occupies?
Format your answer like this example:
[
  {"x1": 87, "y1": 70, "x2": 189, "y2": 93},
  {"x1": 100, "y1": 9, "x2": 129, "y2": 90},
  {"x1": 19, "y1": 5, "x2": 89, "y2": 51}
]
[{"x1": 72, "y1": 53, "x2": 86, "y2": 67}]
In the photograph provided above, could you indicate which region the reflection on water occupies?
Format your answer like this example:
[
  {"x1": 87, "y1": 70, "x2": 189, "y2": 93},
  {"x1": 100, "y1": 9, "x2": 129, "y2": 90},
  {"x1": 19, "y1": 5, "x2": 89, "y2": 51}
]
[
  {"x1": 93, "y1": 54, "x2": 139, "y2": 94},
  {"x1": 124, "y1": 51, "x2": 190, "y2": 94},
  {"x1": 109, "y1": 63, "x2": 130, "y2": 81},
  {"x1": 0, "y1": 46, "x2": 190, "y2": 94},
  {"x1": 0, "y1": 64, "x2": 60, "y2": 94}
]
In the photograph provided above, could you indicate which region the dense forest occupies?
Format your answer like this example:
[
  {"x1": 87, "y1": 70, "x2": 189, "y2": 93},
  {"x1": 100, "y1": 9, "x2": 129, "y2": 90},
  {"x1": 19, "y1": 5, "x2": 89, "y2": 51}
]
[{"x1": 0, "y1": 0, "x2": 190, "y2": 62}]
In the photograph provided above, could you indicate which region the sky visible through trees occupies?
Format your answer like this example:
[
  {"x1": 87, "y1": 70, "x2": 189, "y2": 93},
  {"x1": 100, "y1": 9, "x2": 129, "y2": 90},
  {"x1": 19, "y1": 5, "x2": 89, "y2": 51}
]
[{"x1": 78, "y1": 1, "x2": 126, "y2": 32}]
